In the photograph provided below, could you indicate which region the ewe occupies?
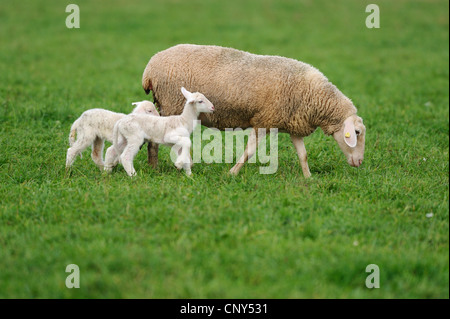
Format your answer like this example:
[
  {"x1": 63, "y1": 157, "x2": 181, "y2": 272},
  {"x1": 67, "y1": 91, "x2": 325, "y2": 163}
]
[{"x1": 143, "y1": 44, "x2": 366, "y2": 177}]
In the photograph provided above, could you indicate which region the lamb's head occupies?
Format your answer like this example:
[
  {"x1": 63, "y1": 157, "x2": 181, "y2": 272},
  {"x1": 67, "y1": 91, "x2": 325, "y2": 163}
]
[
  {"x1": 131, "y1": 101, "x2": 160, "y2": 116},
  {"x1": 332, "y1": 114, "x2": 366, "y2": 167},
  {"x1": 181, "y1": 87, "x2": 215, "y2": 113}
]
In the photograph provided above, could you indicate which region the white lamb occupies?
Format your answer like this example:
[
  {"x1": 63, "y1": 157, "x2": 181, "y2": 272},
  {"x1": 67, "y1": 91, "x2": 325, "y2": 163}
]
[
  {"x1": 104, "y1": 87, "x2": 214, "y2": 176},
  {"x1": 66, "y1": 101, "x2": 159, "y2": 170}
]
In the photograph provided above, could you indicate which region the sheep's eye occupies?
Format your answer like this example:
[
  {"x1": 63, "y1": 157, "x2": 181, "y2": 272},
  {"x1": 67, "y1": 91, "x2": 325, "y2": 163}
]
[
  {"x1": 198, "y1": 100, "x2": 203, "y2": 103},
  {"x1": 355, "y1": 130, "x2": 361, "y2": 136}
]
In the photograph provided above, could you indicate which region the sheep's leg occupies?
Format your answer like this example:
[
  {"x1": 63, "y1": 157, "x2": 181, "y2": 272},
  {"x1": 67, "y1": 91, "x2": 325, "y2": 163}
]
[
  {"x1": 229, "y1": 127, "x2": 265, "y2": 175},
  {"x1": 290, "y1": 135, "x2": 311, "y2": 178},
  {"x1": 120, "y1": 137, "x2": 143, "y2": 177},
  {"x1": 91, "y1": 137, "x2": 105, "y2": 170},
  {"x1": 66, "y1": 135, "x2": 92, "y2": 169},
  {"x1": 147, "y1": 142, "x2": 159, "y2": 169}
]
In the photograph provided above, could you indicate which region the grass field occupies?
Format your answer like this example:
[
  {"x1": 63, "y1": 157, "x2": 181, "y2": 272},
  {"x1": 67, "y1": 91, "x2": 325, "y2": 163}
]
[{"x1": 0, "y1": 0, "x2": 448, "y2": 298}]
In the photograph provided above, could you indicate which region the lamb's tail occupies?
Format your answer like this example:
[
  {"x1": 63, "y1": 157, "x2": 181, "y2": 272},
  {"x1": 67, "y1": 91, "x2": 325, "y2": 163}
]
[
  {"x1": 68, "y1": 118, "x2": 83, "y2": 158},
  {"x1": 112, "y1": 122, "x2": 123, "y2": 154},
  {"x1": 142, "y1": 63, "x2": 153, "y2": 95},
  {"x1": 69, "y1": 118, "x2": 80, "y2": 147}
]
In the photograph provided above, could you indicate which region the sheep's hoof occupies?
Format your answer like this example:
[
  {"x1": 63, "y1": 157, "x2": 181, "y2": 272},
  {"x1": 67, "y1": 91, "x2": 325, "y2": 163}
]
[{"x1": 149, "y1": 161, "x2": 158, "y2": 169}]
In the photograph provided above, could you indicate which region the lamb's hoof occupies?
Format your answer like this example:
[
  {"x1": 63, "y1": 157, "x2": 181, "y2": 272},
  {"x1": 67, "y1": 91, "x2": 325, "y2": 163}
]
[
  {"x1": 64, "y1": 166, "x2": 72, "y2": 176},
  {"x1": 127, "y1": 170, "x2": 137, "y2": 177},
  {"x1": 229, "y1": 168, "x2": 239, "y2": 176},
  {"x1": 175, "y1": 161, "x2": 183, "y2": 170},
  {"x1": 303, "y1": 171, "x2": 312, "y2": 178},
  {"x1": 103, "y1": 166, "x2": 113, "y2": 173}
]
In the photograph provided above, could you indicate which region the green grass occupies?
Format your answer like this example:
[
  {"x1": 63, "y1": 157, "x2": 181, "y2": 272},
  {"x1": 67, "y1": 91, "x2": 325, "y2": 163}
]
[{"x1": 0, "y1": 0, "x2": 448, "y2": 298}]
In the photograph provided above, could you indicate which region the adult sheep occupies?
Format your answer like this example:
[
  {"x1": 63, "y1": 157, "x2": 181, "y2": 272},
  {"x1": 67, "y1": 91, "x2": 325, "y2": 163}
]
[{"x1": 142, "y1": 44, "x2": 366, "y2": 177}]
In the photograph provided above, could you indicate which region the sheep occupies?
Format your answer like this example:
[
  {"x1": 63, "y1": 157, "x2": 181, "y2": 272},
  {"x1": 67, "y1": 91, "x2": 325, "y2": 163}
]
[
  {"x1": 142, "y1": 44, "x2": 366, "y2": 177},
  {"x1": 66, "y1": 101, "x2": 159, "y2": 170},
  {"x1": 104, "y1": 87, "x2": 214, "y2": 177}
]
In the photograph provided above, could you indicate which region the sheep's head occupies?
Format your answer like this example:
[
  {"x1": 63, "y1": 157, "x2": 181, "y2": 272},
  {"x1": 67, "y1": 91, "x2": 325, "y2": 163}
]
[
  {"x1": 181, "y1": 87, "x2": 215, "y2": 113},
  {"x1": 131, "y1": 101, "x2": 160, "y2": 116},
  {"x1": 332, "y1": 114, "x2": 366, "y2": 167}
]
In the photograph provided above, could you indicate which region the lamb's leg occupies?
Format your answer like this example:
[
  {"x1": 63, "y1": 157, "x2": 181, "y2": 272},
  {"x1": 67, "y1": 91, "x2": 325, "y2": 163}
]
[
  {"x1": 66, "y1": 134, "x2": 92, "y2": 169},
  {"x1": 183, "y1": 139, "x2": 192, "y2": 175},
  {"x1": 91, "y1": 137, "x2": 105, "y2": 170},
  {"x1": 229, "y1": 127, "x2": 265, "y2": 175},
  {"x1": 175, "y1": 136, "x2": 192, "y2": 175},
  {"x1": 66, "y1": 148, "x2": 78, "y2": 169},
  {"x1": 147, "y1": 142, "x2": 159, "y2": 169},
  {"x1": 105, "y1": 132, "x2": 128, "y2": 172},
  {"x1": 290, "y1": 135, "x2": 311, "y2": 178},
  {"x1": 120, "y1": 137, "x2": 143, "y2": 177},
  {"x1": 189, "y1": 151, "x2": 193, "y2": 168},
  {"x1": 165, "y1": 134, "x2": 192, "y2": 175},
  {"x1": 104, "y1": 145, "x2": 119, "y2": 172}
]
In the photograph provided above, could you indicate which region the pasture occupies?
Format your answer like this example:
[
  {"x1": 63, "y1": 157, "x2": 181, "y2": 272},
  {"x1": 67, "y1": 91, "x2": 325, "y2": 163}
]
[{"x1": 0, "y1": 0, "x2": 448, "y2": 298}]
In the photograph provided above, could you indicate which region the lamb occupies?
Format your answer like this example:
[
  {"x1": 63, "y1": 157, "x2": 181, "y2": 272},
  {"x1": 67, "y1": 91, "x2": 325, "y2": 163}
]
[
  {"x1": 104, "y1": 87, "x2": 214, "y2": 177},
  {"x1": 142, "y1": 44, "x2": 366, "y2": 177},
  {"x1": 66, "y1": 101, "x2": 159, "y2": 170}
]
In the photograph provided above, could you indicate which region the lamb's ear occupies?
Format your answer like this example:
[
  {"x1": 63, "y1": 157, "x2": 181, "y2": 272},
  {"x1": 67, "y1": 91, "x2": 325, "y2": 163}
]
[
  {"x1": 181, "y1": 87, "x2": 192, "y2": 100},
  {"x1": 343, "y1": 117, "x2": 357, "y2": 148},
  {"x1": 131, "y1": 102, "x2": 139, "y2": 106}
]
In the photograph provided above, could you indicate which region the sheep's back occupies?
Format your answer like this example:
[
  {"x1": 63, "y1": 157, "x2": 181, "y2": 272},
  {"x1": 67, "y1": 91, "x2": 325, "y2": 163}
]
[{"x1": 146, "y1": 44, "x2": 320, "y2": 131}]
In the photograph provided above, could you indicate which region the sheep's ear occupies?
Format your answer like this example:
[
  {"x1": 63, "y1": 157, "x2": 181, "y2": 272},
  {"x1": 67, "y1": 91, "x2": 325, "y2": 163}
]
[
  {"x1": 131, "y1": 102, "x2": 139, "y2": 106},
  {"x1": 343, "y1": 117, "x2": 357, "y2": 148}
]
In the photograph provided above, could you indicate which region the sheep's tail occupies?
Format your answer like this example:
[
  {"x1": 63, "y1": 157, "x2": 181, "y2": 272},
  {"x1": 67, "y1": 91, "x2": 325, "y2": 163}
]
[
  {"x1": 69, "y1": 118, "x2": 80, "y2": 147},
  {"x1": 142, "y1": 64, "x2": 153, "y2": 95}
]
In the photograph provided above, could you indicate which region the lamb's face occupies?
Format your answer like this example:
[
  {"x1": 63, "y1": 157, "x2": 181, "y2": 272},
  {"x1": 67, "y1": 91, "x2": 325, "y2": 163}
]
[
  {"x1": 191, "y1": 92, "x2": 215, "y2": 114},
  {"x1": 131, "y1": 101, "x2": 160, "y2": 116},
  {"x1": 181, "y1": 87, "x2": 215, "y2": 113},
  {"x1": 332, "y1": 115, "x2": 366, "y2": 167},
  {"x1": 143, "y1": 103, "x2": 160, "y2": 116}
]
